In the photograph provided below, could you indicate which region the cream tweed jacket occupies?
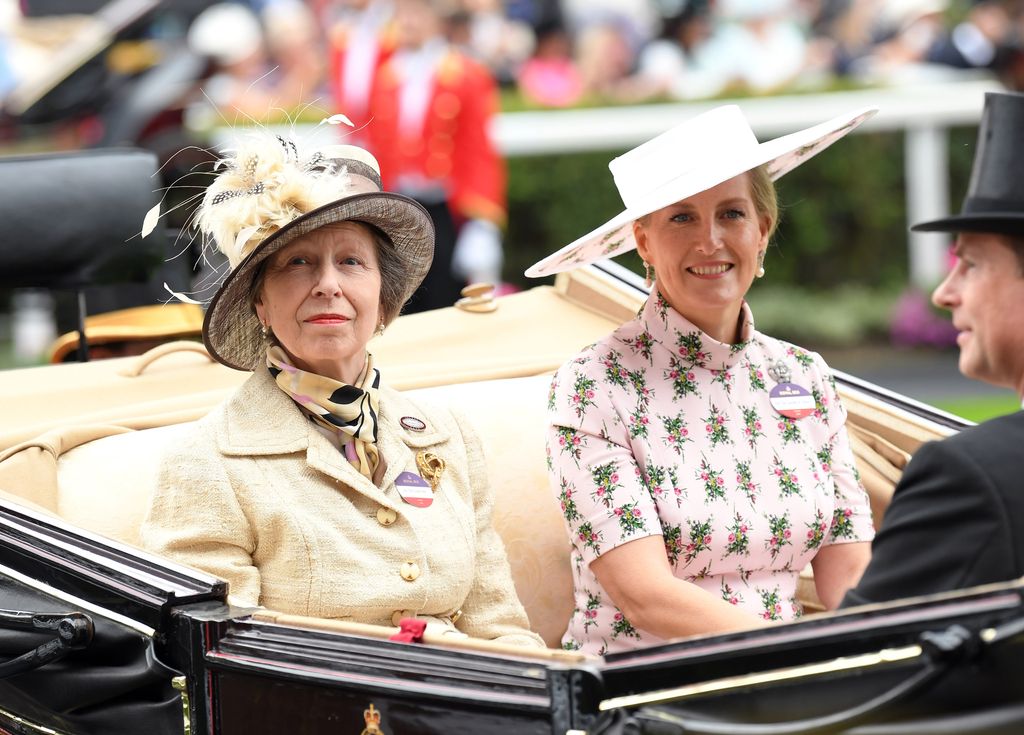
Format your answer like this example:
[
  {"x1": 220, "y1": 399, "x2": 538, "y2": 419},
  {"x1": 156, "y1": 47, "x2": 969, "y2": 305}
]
[{"x1": 141, "y1": 368, "x2": 542, "y2": 646}]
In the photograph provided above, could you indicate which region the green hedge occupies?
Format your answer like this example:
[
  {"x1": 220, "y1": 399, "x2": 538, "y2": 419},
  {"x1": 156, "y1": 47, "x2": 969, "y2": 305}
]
[
  {"x1": 505, "y1": 126, "x2": 977, "y2": 347},
  {"x1": 507, "y1": 129, "x2": 976, "y2": 289}
]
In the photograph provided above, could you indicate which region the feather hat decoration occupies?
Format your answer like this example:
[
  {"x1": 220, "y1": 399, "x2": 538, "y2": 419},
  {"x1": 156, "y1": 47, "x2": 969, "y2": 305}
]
[
  {"x1": 193, "y1": 129, "x2": 434, "y2": 372},
  {"x1": 198, "y1": 134, "x2": 385, "y2": 268}
]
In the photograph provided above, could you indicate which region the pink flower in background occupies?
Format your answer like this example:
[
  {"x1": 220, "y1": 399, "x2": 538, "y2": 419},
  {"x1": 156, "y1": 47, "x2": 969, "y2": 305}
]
[{"x1": 890, "y1": 287, "x2": 958, "y2": 348}]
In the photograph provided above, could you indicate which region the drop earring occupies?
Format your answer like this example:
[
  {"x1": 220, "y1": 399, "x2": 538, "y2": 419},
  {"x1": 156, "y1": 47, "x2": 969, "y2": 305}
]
[
  {"x1": 756, "y1": 252, "x2": 765, "y2": 278},
  {"x1": 644, "y1": 261, "x2": 654, "y2": 289}
]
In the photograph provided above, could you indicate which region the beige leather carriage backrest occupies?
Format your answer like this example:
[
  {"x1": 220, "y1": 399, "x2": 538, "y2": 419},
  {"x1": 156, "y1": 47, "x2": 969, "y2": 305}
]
[
  {"x1": 0, "y1": 374, "x2": 575, "y2": 648},
  {"x1": 411, "y1": 376, "x2": 574, "y2": 647},
  {"x1": 0, "y1": 367, "x2": 938, "y2": 647},
  {"x1": 0, "y1": 272, "x2": 954, "y2": 648}
]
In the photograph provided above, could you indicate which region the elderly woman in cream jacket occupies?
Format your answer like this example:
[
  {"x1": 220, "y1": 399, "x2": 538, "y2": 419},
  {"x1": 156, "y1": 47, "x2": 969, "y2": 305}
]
[{"x1": 141, "y1": 131, "x2": 542, "y2": 647}]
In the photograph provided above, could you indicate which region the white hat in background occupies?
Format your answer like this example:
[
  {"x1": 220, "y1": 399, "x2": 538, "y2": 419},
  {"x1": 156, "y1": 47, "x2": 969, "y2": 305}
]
[{"x1": 187, "y1": 3, "x2": 264, "y2": 66}]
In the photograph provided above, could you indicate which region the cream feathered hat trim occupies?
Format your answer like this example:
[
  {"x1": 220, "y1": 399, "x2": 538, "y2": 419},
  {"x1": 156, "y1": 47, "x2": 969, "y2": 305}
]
[{"x1": 198, "y1": 135, "x2": 386, "y2": 268}]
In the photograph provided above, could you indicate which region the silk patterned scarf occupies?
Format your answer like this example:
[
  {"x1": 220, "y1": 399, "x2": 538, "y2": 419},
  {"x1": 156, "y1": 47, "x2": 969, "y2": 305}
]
[{"x1": 266, "y1": 345, "x2": 381, "y2": 480}]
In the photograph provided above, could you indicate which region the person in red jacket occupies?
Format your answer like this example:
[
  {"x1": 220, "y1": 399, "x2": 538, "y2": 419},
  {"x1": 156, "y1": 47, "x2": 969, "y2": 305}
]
[
  {"x1": 367, "y1": 0, "x2": 506, "y2": 312},
  {"x1": 325, "y1": 0, "x2": 397, "y2": 145}
]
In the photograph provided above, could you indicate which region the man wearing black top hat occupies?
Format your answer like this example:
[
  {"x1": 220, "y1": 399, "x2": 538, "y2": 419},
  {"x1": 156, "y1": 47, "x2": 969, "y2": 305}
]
[{"x1": 843, "y1": 91, "x2": 1024, "y2": 607}]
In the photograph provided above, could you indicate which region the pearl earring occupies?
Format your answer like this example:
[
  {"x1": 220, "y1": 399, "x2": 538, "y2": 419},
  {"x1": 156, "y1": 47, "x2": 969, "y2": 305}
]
[{"x1": 644, "y1": 261, "x2": 654, "y2": 289}]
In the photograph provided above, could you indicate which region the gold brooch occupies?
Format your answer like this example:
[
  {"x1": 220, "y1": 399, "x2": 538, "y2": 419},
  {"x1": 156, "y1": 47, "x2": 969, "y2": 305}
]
[{"x1": 416, "y1": 451, "x2": 446, "y2": 491}]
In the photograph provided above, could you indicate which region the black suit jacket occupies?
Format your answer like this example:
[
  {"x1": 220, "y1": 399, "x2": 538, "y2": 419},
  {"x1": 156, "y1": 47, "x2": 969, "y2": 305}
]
[{"x1": 842, "y1": 410, "x2": 1024, "y2": 607}]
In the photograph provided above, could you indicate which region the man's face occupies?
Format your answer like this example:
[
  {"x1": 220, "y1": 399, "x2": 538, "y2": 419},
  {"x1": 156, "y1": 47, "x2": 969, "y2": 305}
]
[
  {"x1": 932, "y1": 232, "x2": 1024, "y2": 396},
  {"x1": 393, "y1": 0, "x2": 440, "y2": 49}
]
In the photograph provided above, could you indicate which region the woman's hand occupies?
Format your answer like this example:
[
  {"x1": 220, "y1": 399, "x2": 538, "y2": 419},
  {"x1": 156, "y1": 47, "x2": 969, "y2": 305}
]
[
  {"x1": 591, "y1": 535, "x2": 765, "y2": 639},
  {"x1": 810, "y1": 541, "x2": 871, "y2": 609}
]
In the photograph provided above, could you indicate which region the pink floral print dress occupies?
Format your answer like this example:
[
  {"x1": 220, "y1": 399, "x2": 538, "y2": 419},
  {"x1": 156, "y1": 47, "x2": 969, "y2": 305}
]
[{"x1": 546, "y1": 293, "x2": 874, "y2": 655}]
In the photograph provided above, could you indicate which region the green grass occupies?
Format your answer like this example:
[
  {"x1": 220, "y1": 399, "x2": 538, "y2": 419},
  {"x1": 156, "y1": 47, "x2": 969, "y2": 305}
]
[
  {"x1": 0, "y1": 342, "x2": 16, "y2": 370},
  {"x1": 0, "y1": 340, "x2": 47, "y2": 370},
  {"x1": 930, "y1": 394, "x2": 1021, "y2": 423}
]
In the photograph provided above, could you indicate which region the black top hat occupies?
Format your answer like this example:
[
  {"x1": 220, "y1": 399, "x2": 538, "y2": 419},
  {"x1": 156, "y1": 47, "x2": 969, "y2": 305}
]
[{"x1": 912, "y1": 91, "x2": 1024, "y2": 236}]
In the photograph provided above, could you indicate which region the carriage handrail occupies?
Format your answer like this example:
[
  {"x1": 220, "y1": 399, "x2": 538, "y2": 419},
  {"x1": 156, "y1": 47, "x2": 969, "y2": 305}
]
[
  {"x1": 595, "y1": 621, "x2": 1007, "y2": 735},
  {"x1": 249, "y1": 610, "x2": 596, "y2": 664}
]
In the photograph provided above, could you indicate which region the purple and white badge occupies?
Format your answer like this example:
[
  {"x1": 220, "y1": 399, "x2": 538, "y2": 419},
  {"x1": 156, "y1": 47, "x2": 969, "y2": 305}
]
[
  {"x1": 395, "y1": 471, "x2": 433, "y2": 508},
  {"x1": 769, "y1": 383, "x2": 815, "y2": 420}
]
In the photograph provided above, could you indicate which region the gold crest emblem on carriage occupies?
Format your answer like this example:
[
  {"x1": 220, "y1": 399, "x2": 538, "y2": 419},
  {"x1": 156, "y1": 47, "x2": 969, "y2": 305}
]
[{"x1": 360, "y1": 703, "x2": 385, "y2": 735}]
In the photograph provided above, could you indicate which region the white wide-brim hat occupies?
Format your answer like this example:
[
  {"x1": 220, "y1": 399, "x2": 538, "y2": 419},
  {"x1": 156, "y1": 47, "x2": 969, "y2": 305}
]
[{"x1": 525, "y1": 104, "x2": 878, "y2": 278}]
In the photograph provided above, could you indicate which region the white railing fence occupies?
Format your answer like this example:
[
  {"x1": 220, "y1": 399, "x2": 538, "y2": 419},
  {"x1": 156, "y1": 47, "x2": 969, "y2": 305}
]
[
  {"x1": 493, "y1": 76, "x2": 1002, "y2": 289},
  {"x1": 206, "y1": 76, "x2": 1002, "y2": 288}
]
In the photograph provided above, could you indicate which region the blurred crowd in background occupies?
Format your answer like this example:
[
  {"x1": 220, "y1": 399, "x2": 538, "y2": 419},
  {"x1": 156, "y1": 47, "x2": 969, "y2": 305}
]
[
  {"x1": 3, "y1": 0, "x2": 1024, "y2": 115},
  {"x1": 0, "y1": 0, "x2": 1022, "y2": 364}
]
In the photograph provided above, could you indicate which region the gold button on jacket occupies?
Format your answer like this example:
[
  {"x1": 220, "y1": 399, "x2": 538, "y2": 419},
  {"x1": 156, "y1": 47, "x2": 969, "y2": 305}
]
[
  {"x1": 391, "y1": 610, "x2": 414, "y2": 626},
  {"x1": 400, "y1": 561, "x2": 420, "y2": 581},
  {"x1": 376, "y1": 507, "x2": 397, "y2": 526}
]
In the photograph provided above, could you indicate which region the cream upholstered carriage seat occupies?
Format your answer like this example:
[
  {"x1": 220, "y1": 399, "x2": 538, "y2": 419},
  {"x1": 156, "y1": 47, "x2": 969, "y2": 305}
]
[
  {"x1": 0, "y1": 374, "x2": 574, "y2": 648},
  {"x1": 0, "y1": 274, "x2": 948, "y2": 648},
  {"x1": 0, "y1": 370, "x2": 930, "y2": 648}
]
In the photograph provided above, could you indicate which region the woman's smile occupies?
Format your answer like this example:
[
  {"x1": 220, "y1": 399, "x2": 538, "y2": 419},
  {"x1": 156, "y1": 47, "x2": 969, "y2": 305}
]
[{"x1": 687, "y1": 262, "x2": 734, "y2": 278}]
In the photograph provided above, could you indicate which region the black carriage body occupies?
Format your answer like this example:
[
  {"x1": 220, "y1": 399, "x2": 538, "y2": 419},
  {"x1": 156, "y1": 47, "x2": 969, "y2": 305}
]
[
  {"x1": 2, "y1": 489, "x2": 1024, "y2": 735},
  {"x1": 0, "y1": 501, "x2": 216, "y2": 735},
  {"x1": 207, "y1": 622, "x2": 597, "y2": 735},
  {"x1": 0, "y1": 501, "x2": 602, "y2": 735}
]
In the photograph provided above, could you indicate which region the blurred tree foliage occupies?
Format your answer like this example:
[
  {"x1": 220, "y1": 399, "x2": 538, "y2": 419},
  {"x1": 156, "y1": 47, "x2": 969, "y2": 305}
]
[
  {"x1": 505, "y1": 148, "x2": 628, "y2": 284},
  {"x1": 504, "y1": 126, "x2": 976, "y2": 347},
  {"x1": 948, "y1": 125, "x2": 976, "y2": 207},
  {"x1": 768, "y1": 132, "x2": 907, "y2": 290},
  {"x1": 507, "y1": 131, "x2": 912, "y2": 290}
]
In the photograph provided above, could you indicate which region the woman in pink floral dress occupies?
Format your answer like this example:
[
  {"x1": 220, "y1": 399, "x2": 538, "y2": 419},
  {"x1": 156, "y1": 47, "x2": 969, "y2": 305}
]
[{"x1": 526, "y1": 104, "x2": 879, "y2": 654}]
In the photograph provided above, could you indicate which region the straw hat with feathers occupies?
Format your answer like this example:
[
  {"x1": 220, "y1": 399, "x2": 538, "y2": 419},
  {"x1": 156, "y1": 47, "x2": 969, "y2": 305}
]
[{"x1": 195, "y1": 130, "x2": 434, "y2": 371}]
